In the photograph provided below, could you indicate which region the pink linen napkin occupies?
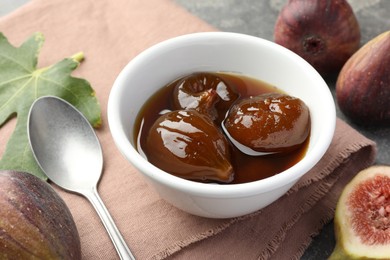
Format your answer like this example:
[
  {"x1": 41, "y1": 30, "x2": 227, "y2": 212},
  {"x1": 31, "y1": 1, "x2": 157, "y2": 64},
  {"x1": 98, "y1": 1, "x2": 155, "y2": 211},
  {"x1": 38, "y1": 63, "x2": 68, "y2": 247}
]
[{"x1": 0, "y1": 0, "x2": 377, "y2": 259}]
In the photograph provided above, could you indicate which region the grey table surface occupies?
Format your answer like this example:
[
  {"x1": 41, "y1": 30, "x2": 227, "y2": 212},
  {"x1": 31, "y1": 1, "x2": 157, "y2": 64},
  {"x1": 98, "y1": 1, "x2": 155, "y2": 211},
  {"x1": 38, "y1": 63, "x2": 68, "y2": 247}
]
[{"x1": 1, "y1": 0, "x2": 389, "y2": 259}]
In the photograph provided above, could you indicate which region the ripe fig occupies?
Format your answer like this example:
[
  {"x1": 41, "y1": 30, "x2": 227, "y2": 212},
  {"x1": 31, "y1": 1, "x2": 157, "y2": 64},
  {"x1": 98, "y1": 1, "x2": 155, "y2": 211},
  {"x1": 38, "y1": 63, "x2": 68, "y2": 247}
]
[
  {"x1": 0, "y1": 170, "x2": 81, "y2": 260},
  {"x1": 336, "y1": 31, "x2": 390, "y2": 126},
  {"x1": 330, "y1": 165, "x2": 390, "y2": 259},
  {"x1": 172, "y1": 72, "x2": 239, "y2": 123},
  {"x1": 274, "y1": 0, "x2": 361, "y2": 76},
  {"x1": 223, "y1": 93, "x2": 310, "y2": 154},
  {"x1": 146, "y1": 109, "x2": 234, "y2": 183}
]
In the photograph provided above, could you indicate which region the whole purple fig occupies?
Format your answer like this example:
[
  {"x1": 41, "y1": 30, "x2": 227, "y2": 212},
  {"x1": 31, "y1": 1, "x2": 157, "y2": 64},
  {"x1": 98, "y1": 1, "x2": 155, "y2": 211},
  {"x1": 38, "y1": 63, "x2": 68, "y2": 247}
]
[
  {"x1": 0, "y1": 170, "x2": 81, "y2": 260},
  {"x1": 274, "y1": 0, "x2": 361, "y2": 76},
  {"x1": 336, "y1": 31, "x2": 390, "y2": 126}
]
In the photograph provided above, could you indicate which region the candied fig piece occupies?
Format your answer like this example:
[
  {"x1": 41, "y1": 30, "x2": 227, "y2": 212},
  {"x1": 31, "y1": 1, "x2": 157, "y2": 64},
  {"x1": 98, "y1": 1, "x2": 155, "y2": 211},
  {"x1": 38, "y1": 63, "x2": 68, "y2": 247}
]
[
  {"x1": 223, "y1": 93, "x2": 310, "y2": 154},
  {"x1": 172, "y1": 72, "x2": 239, "y2": 123},
  {"x1": 146, "y1": 110, "x2": 233, "y2": 183}
]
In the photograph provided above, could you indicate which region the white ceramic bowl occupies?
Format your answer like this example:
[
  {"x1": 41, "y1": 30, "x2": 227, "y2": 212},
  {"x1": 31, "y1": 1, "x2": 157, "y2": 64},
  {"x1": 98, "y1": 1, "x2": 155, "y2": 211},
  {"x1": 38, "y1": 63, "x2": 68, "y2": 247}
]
[{"x1": 108, "y1": 32, "x2": 336, "y2": 218}]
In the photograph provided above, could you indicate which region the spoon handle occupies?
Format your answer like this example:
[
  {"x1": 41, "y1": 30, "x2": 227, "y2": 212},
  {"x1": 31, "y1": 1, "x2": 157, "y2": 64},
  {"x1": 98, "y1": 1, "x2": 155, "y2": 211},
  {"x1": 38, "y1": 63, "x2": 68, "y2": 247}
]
[{"x1": 84, "y1": 186, "x2": 136, "y2": 260}]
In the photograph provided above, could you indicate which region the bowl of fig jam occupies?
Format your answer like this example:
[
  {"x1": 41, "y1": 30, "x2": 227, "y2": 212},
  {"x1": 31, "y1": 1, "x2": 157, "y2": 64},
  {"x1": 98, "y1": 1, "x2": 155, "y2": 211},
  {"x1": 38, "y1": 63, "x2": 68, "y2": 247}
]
[{"x1": 108, "y1": 32, "x2": 336, "y2": 218}]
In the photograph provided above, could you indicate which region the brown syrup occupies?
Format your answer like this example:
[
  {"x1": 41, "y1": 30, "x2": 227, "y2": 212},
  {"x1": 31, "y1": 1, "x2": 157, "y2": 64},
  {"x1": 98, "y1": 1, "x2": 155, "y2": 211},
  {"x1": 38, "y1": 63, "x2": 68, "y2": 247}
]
[{"x1": 133, "y1": 72, "x2": 309, "y2": 184}]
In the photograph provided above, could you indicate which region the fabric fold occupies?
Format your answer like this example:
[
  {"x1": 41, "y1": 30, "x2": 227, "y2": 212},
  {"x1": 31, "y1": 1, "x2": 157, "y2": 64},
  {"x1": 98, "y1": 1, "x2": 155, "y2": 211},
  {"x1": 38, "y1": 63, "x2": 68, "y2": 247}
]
[{"x1": 167, "y1": 120, "x2": 376, "y2": 259}]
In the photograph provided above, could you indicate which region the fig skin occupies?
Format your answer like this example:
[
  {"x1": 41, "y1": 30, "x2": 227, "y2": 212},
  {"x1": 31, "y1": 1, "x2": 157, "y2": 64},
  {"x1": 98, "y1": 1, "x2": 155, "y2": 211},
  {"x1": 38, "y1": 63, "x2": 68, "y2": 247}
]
[
  {"x1": 274, "y1": 0, "x2": 361, "y2": 76},
  {"x1": 330, "y1": 165, "x2": 390, "y2": 259},
  {"x1": 0, "y1": 170, "x2": 81, "y2": 260},
  {"x1": 223, "y1": 93, "x2": 310, "y2": 153},
  {"x1": 336, "y1": 31, "x2": 390, "y2": 126},
  {"x1": 146, "y1": 109, "x2": 234, "y2": 183},
  {"x1": 172, "y1": 72, "x2": 239, "y2": 123}
]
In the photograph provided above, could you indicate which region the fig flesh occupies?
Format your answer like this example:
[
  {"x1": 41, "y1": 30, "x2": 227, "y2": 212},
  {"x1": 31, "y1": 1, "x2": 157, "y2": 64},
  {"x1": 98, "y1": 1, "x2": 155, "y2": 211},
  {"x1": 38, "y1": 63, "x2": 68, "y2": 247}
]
[
  {"x1": 172, "y1": 72, "x2": 239, "y2": 123},
  {"x1": 146, "y1": 109, "x2": 234, "y2": 183},
  {"x1": 274, "y1": 0, "x2": 361, "y2": 76},
  {"x1": 336, "y1": 31, "x2": 390, "y2": 126},
  {"x1": 0, "y1": 170, "x2": 81, "y2": 260},
  {"x1": 330, "y1": 165, "x2": 390, "y2": 259},
  {"x1": 223, "y1": 93, "x2": 310, "y2": 154}
]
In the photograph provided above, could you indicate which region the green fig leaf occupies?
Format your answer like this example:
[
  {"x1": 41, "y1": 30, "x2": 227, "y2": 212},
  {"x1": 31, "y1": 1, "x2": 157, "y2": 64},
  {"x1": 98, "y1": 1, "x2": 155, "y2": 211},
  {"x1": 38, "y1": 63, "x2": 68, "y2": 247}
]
[{"x1": 0, "y1": 32, "x2": 101, "y2": 180}]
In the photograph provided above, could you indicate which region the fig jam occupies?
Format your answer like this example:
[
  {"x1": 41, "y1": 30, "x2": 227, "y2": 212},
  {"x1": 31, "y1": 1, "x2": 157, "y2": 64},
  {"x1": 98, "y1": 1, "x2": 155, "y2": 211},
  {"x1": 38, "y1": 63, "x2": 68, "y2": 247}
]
[{"x1": 134, "y1": 72, "x2": 310, "y2": 184}]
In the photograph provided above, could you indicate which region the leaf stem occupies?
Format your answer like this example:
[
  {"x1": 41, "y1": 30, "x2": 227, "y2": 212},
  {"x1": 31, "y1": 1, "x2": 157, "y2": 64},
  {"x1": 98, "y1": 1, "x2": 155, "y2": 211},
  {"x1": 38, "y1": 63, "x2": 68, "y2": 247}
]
[{"x1": 71, "y1": 52, "x2": 84, "y2": 63}]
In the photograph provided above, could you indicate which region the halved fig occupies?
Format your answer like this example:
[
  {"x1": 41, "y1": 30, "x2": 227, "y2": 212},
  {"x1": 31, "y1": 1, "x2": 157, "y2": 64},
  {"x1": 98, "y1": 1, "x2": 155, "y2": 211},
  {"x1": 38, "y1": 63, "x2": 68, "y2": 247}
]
[
  {"x1": 172, "y1": 72, "x2": 239, "y2": 123},
  {"x1": 146, "y1": 109, "x2": 233, "y2": 183},
  {"x1": 330, "y1": 165, "x2": 390, "y2": 259}
]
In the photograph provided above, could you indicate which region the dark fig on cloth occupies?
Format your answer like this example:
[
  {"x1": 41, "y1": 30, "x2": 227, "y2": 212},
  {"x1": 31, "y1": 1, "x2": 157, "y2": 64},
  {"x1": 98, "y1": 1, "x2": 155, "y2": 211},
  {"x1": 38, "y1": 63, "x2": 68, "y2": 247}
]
[{"x1": 0, "y1": 170, "x2": 81, "y2": 260}]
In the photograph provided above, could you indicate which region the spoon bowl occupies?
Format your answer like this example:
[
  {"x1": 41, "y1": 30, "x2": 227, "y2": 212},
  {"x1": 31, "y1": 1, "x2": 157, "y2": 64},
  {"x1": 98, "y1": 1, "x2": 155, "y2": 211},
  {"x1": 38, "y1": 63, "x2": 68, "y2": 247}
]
[
  {"x1": 28, "y1": 96, "x2": 135, "y2": 260},
  {"x1": 28, "y1": 96, "x2": 102, "y2": 192}
]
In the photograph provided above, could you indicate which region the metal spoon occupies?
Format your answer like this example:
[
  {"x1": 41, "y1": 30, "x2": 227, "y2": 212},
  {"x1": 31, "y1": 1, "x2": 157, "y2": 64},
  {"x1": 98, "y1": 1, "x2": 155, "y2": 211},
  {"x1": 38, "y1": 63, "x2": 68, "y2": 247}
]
[{"x1": 27, "y1": 96, "x2": 135, "y2": 260}]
